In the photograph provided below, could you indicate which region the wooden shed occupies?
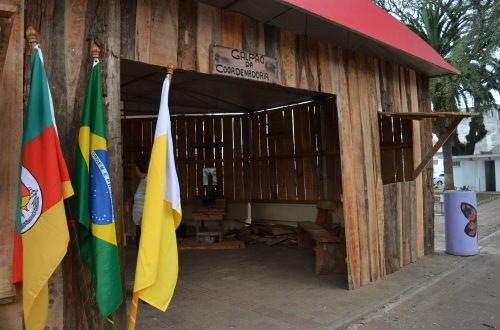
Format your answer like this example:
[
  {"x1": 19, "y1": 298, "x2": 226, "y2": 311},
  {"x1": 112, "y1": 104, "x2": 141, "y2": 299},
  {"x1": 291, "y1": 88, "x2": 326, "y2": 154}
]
[{"x1": 0, "y1": 0, "x2": 472, "y2": 328}]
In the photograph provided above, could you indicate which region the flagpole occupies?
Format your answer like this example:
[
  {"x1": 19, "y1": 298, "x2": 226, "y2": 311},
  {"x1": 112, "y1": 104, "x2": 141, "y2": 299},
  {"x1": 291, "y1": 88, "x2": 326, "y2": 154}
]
[{"x1": 128, "y1": 63, "x2": 175, "y2": 330}]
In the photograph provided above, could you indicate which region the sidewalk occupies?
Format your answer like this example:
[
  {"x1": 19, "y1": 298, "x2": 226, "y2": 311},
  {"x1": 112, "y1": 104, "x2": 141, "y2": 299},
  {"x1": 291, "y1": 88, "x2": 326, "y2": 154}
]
[
  {"x1": 351, "y1": 203, "x2": 500, "y2": 329},
  {"x1": 127, "y1": 199, "x2": 500, "y2": 330}
]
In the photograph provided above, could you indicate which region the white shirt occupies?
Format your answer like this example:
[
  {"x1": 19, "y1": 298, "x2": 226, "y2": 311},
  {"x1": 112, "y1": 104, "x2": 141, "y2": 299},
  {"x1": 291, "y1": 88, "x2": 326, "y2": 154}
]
[{"x1": 132, "y1": 177, "x2": 146, "y2": 226}]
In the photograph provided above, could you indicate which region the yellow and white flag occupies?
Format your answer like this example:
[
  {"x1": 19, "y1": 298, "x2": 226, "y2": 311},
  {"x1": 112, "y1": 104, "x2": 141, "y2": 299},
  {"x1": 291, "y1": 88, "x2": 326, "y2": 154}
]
[{"x1": 132, "y1": 74, "x2": 182, "y2": 311}]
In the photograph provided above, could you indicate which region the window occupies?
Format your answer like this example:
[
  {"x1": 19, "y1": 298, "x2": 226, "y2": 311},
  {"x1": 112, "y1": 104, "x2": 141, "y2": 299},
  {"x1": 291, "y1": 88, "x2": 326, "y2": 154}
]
[{"x1": 379, "y1": 115, "x2": 414, "y2": 184}]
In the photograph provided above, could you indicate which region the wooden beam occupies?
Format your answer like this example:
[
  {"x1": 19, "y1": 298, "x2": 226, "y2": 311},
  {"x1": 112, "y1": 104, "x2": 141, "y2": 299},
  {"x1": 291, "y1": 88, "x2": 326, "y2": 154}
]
[
  {"x1": 0, "y1": 3, "x2": 17, "y2": 18},
  {"x1": 413, "y1": 117, "x2": 463, "y2": 179},
  {"x1": 379, "y1": 111, "x2": 478, "y2": 120},
  {"x1": 0, "y1": 3, "x2": 17, "y2": 79}
]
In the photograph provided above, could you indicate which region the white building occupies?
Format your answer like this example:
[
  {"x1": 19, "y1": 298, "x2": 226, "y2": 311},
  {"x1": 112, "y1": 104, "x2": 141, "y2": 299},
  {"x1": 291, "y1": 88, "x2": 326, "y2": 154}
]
[
  {"x1": 433, "y1": 107, "x2": 500, "y2": 192},
  {"x1": 452, "y1": 153, "x2": 500, "y2": 192}
]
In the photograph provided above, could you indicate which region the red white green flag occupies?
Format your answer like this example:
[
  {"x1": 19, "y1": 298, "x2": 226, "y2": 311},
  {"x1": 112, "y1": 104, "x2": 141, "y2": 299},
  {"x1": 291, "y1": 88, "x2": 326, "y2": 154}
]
[{"x1": 14, "y1": 45, "x2": 74, "y2": 329}]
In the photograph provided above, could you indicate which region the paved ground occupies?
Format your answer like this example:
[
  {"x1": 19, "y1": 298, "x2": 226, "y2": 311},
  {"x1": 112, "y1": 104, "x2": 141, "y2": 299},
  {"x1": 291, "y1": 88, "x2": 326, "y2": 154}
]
[
  {"x1": 349, "y1": 199, "x2": 500, "y2": 330},
  {"x1": 126, "y1": 199, "x2": 500, "y2": 330},
  {"x1": 351, "y1": 231, "x2": 500, "y2": 330}
]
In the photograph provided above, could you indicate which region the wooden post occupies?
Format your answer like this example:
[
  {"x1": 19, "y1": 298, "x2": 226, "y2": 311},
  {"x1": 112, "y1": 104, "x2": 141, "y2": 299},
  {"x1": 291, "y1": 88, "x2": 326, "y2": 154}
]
[{"x1": 0, "y1": 2, "x2": 23, "y2": 328}]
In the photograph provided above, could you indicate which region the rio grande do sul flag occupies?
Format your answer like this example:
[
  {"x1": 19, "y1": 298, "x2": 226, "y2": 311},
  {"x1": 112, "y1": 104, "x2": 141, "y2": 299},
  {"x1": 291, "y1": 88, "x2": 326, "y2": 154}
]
[
  {"x1": 71, "y1": 59, "x2": 123, "y2": 317},
  {"x1": 133, "y1": 74, "x2": 182, "y2": 311},
  {"x1": 16, "y1": 45, "x2": 74, "y2": 330}
]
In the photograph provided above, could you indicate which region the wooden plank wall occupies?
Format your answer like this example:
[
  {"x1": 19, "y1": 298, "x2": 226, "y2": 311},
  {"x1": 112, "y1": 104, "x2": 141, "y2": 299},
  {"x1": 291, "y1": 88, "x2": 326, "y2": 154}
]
[
  {"x1": 18, "y1": 0, "x2": 126, "y2": 328},
  {"x1": 0, "y1": 7, "x2": 437, "y2": 325},
  {"x1": 377, "y1": 62, "x2": 425, "y2": 275},
  {"x1": 119, "y1": 0, "x2": 434, "y2": 289},
  {"x1": 0, "y1": 1, "x2": 23, "y2": 327},
  {"x1": 122, "y1": 102, "x2": 342, "y2": 206}
]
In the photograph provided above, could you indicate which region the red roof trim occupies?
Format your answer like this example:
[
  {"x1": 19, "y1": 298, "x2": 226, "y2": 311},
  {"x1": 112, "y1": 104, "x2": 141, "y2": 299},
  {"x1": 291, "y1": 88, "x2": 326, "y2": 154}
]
[{"x1": 281, "y1": 0, "x2": 460, "y2": 75}]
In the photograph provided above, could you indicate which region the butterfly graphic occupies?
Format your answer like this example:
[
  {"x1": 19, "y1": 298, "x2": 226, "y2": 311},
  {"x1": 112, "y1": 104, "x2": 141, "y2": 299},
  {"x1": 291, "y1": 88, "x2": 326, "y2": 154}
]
[{"x1": 460, "y1": 202, "x2": 477, "y2": 238}]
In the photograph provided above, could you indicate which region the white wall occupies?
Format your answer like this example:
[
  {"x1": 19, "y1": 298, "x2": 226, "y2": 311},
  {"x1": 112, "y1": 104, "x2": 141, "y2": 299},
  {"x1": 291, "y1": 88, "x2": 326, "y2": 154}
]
[
  {"x1": 453, "y1": 158, "x2": 500, "y2": 192},
  {"x1": 453, "y1": 160, "x2": 480, "y2": 191}
]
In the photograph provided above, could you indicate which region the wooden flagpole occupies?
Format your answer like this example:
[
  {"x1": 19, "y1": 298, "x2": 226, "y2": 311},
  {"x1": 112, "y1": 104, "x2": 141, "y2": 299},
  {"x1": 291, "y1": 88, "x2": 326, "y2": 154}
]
[{"x1": 128, "y1": 63, "x2": 175, "y2": 330}]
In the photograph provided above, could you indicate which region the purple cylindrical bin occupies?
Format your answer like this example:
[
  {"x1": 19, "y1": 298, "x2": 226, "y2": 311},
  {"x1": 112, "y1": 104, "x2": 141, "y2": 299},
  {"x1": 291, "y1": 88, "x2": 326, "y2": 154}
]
[{"x1": 444, "y1": 190, "x2": 478, "y2": 256}]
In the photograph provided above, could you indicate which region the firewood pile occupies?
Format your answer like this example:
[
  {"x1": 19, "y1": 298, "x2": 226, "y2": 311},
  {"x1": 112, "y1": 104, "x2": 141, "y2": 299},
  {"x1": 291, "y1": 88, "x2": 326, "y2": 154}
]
[{"x1": 224, "y1": 221, "x2": 297, "y2": 247}]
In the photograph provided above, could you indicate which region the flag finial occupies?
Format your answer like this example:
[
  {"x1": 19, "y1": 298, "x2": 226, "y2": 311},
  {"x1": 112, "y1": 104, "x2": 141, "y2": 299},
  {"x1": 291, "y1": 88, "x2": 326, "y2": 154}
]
[
  {"x1": 90, "y1": 42, "x2": 100, "y2": 61},
  {"x1": 26, "y1": 26, "x2": 38, "y2": 50},
  {"x1": 166, "y1": 64, "x2": 175, "y2": 76}
]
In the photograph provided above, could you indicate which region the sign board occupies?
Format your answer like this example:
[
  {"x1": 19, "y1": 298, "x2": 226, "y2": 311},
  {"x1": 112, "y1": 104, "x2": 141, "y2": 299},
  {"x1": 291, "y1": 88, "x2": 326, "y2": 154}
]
[{"x1": 211, "y1": 46, "x2": 277, "y2": 84}]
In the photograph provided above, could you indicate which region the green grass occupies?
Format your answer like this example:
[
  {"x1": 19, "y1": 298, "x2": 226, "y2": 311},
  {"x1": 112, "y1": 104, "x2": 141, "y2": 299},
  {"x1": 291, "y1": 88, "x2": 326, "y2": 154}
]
[{"x1": 476, "y1": 192, "x2": 500, "y2": 205}]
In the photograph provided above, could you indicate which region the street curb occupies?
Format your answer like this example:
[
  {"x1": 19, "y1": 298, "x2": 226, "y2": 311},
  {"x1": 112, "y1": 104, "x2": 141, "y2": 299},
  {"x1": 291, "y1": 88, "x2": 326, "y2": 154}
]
[{"x1": 338, "y1": 227, "x2": 500, "y2": 330}]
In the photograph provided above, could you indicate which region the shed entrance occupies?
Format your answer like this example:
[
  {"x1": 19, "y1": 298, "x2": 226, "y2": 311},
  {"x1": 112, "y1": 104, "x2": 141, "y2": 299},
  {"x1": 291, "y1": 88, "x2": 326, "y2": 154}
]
[{"x1": 121, "y1": 59, "x2": 346, "y2": 282}]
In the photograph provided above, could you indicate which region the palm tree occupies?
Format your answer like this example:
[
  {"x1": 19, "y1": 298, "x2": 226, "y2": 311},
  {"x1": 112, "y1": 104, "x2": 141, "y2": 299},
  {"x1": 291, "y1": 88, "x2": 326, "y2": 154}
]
[{"x1": 375, "y1": 0, "x2": 499, "y2": 190}]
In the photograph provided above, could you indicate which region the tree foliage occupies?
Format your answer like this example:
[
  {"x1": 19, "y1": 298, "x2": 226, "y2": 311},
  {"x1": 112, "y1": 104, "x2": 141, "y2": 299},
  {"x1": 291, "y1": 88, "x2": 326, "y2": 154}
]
[{"x1": 374, "y1": 0, "x2": 499, "y2": 188}]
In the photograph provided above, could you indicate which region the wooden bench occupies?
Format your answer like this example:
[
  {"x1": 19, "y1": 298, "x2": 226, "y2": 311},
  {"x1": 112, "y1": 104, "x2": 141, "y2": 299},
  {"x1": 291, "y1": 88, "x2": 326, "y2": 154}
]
[{"x1": 297, "y1": 201, "x2": 346, "y2": 275}]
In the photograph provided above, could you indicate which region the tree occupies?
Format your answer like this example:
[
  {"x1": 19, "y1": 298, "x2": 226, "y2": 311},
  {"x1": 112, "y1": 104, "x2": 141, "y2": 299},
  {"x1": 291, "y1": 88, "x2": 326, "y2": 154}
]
[{"x1": 374, "y1": 0, "x2": 499, "y2": 189}]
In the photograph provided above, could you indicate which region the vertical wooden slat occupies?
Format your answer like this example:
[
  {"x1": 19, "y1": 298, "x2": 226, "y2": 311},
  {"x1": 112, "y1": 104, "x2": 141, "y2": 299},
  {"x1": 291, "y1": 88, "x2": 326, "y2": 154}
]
[
  {"x1": 135, "y1": 0, "x2": 151, "y2": 63},
  {"x1": 223, "y1": 117, "x2": 234, "y2": 200},
  {"x1": 214, "y1": 117, "x2": 223, "y2": 193},
  {"x1": 300, "y1": 106, "x2": 314, "y2": 200},
  {"x1": 177, "y1": 0, "x2": 197, "y2": 71},
  {"x1": 196, "y1": 118, "x2": 204, "y2": 196},
  {"x1": 120, "y1": 0, "x2": 137, "y2": 60},
  {"x1": 251, "y1": 114, "x2": 261, "y2": 199},
  {"x1": 402, "y1": 182, "x2": 411, "y2": 265},
  {"x1": 347, "y1": 52, "x2": 369, "y2": 286},
  {"x1": 259, "y1": 113, "x2": 271, "y2": 200},
  {"x1": 307, "y1": 37, "x2": 320, "y2": 92},
  {"x1": 264, "y1": 24, "x2": 280, "y2": 84},
  {"x1": 242, "y1": 16, "x2": 257, "y2": 52},
  {"x1": 279, "y1": 29, "x2": 296, "y2": 88},
  {"x1": 402, "y1": 119, "x2": 414, "y2": 181},
  {"x1": 221, "y1": 10, "x2": 242, "y2": 49},
  {"x1": 318, "y1": 41, "x2": 334, "y2": 94},
  {"x1": 356, "y1": 53, "x2": 380, "y2": 281},
  {"x1": 204, "y1": 116, "x2": 215, "y2": 168},
  {"x1": 283, "y1": 110, "x2": 296, "y2": 200},
  {"x1": 177, "y1": 118, "x2": 188, "y2": 200},
  {"x1": 383, "y1": 184, "x2": 399, "y2": 274},
  {"x1": 392, "y1": 66, "x2": 404, "y2": 181},
  {"x1": 379, "y1": 60, "x2": 396, "y2": 184},
  {"x1": 242, "y1": 115, "x2": 251, "y2": 200},
  {"x1": 256, "y1": 22, "x2": 265, "y2": 55},
  {"x1": 0, "y1": 0, "x2": 23, "y2": 321},
  {"x1": 296, "y1": 36, "x2": 319, "y2": 91},
  {"x1": 367, "y1": 57, "x2": 386, "y2": 276},
  {"x1": 397, "y1": 182, "x2": 404, "y2": 268},
  {"x1": 196, "y1": 2, "x2": 219, "y2": 74},
  {"x1": 337, "y1": 48, "x2": 361, "y2": 289},
  {"x1": 418, "y1": 74, "x2": 434, "y2": 255},
  {"x1": 150, "y1": 0, "x2": 178, "y2": 67},
  {"x1": 186, "y1": 118, "x2": 197, "y2": 199},
  {"x1": 410, "y1": 70, "x2": 424, "y2": 258},
  {"x1": 309, "y1": 104, "x2": 320, "y2": 200},
  {"x1": 293, "y1": 107, "x2": 305, "y2": 201},
  {"x1": 234, "y1": 117, "x2": 244, "y2": 200},
  {"x1": 410, "y1": 181, "x2": 418, "y2": 262},
  {"x1": 324, "y1": 99, "x2": 337, "y2": 200},
  {"x1": 267, "y1": 111, "x2": 278, "y2": 199}
]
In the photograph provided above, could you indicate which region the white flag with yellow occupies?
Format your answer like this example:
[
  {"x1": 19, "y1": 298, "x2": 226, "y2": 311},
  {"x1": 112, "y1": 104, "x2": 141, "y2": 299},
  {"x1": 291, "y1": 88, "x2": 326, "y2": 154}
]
[{"x1": 132, "y1": 73, "x2": 182, "y2": 311}]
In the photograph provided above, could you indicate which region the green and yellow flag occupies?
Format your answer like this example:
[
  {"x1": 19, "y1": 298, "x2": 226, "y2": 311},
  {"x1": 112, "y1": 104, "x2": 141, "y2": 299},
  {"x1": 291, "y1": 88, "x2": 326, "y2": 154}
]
[
  {"x1": 71, "y1": 58, "x2": 123, "y2": 317},
  {"x1": 16, "y1": 45, "x2": 74, "y2": 330}
]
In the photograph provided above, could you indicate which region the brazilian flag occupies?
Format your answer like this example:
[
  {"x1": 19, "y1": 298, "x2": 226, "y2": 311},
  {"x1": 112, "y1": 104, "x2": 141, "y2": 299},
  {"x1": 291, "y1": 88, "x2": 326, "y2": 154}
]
[{"x1": 71, "y1": 59, "x2": 123, "y2": 317}]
